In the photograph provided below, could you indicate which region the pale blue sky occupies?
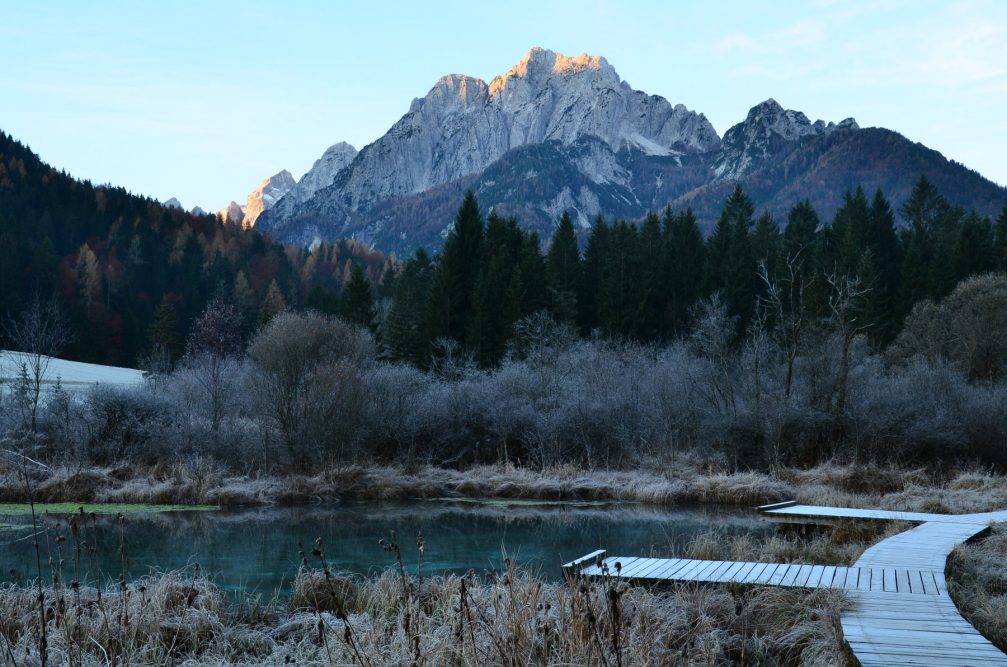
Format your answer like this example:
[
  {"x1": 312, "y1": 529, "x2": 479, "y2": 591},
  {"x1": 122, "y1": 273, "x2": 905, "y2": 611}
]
[{"x1": 1, "y1": 1, "x2": 1004, "y2": 211}]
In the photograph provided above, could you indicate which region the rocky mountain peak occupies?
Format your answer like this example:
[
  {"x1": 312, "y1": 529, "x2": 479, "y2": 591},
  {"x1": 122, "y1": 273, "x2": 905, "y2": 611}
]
[
  {"x1": 217, "y1": 201, "x2": 246, "y2": 226},
  {"x1": 255, "y1": 48, "x2": 722, "y2": 245},
  {"x1": 242, "y1": 169, "x2": 297, "y2": 229},
  {"x1": 713, "y1": 99, "x2": 859, "y2": 179},
  {"x1": 419, "y1": 74, "x2": 490, "y2": 112},
  {"x1": 162, "y1": 197, "x2": 183, "y2": 209},
  {"x1": 490, "y1": 48, "x2": 613, "y2": 94}
]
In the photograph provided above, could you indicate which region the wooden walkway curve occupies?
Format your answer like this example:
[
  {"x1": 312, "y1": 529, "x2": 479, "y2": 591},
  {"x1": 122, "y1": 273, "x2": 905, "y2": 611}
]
[{"x1": 566, "y1": 502, "x2": 1007, "y2": 666}]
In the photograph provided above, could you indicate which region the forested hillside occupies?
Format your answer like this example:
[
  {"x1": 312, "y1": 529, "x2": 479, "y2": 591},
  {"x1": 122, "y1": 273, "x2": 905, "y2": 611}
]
[
  {"x1": 0, "y1": 131, "x2": 392, "y2": 365},
  {"x1": 384, "y1": 181, "x2": 1007, "y2": 368}
]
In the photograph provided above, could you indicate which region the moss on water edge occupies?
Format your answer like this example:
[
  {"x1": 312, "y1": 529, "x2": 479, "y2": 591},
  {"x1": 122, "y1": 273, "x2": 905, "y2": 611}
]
[{"x1": 0, "y1": 502, "x2": 220, "y2": 517}]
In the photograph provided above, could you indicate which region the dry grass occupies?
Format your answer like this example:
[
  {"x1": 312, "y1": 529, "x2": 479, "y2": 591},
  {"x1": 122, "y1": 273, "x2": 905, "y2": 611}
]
[
  {"x1": 947, "y1": 522, "x2": 1007, "y2": 651},
  {"x1": 684, "y1": 519, "x2": 913, "y2": 566},
  {"x1": 0, "y1": 562, "x2": 853, "y2": 666},
  {"x1": 3, "y1": 459, "x2": 1007, "y2": 515}
]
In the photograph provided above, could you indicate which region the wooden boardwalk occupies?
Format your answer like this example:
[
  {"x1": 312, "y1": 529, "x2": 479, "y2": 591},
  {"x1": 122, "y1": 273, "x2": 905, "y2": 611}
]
[{"x1": 566, "y1": 502, "x2": 1007, "y2": 666}]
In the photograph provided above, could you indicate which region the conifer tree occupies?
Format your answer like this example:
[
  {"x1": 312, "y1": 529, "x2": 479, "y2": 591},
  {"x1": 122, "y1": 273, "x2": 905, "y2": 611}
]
[
  {"x1": 469, "y1": 213, "x2": 524, "y2": 365},
  {"x1": 383, "y1": 249, "x2": 433, "y2": 365},
  {"x1": 578, "y1": 216, "x2": 609, "y2": 334},
  {"x1": 599, "y1": 221, "x2": 640, "y2": 338},
  {"x1": 546, "y1": 212, "x2": 581, "y2": 324},
  {"x1": 752, "y1": 211, "x2": 781, "y2": 280},
  {"x1": 664, "y1": 207, "x2": 706, "y2": 336},
  {"x1": 423, "y1": 192, "x2": 484, "y2": 346},
  {"x1": 995, "y1": 201, "x2": 1007, "y2": 271},
  {"x1": 708, "y1": 185, "x2": 757, "y2": 332},
  {"x1": 953, "y1": 211, "x2": 995, "y2": 281},
  {"x1": 635, "y1": 212, "x2": 666, "y2": 340},
  {"x1": 898, "y1": 176, "x2": 945, "y2": 317},
  {"x1": 341, "y1": 264, "x2": 376, "y2": 331},
  {"x1": 865, "y1": 189, "x2": 901, "y2": 342},
  {"x1": 830, "y1": 187, "x2": 871, "y2": 277},
  {"x1": 783, "y1": 200, "x2": 819, "y2": 264}
]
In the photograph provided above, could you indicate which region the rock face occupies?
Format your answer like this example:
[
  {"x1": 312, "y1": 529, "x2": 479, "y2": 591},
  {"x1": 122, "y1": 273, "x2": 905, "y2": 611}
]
[
  {"x1": 242, "y1": 169, "x2": 297, "y2": 229},
  {"x1": 217, "y1": 201, "x2": 246, "y2": 226},
  {"x1": 162, "y1": 197, "x2": 184, "y2": 209},
  {"x1": 190, "y1": 206, "x2": 206, "y2": 216},
  {"x1": 712, "y1": 98, "x2": 858, "y2": 179},
  {"x1": 295, "y1": 142, "x2": 358, "y2": 202},
  {"x1": 256, "y1": 47, "x2": 720, "y2": 249},
  {"x1": 254, "y1": 47, "x2": 1003, "y2": 254}
]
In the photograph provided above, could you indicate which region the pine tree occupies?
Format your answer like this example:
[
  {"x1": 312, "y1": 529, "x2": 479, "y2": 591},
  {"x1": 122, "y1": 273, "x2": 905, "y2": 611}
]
[
  {"x1": 830, "y1": 187, "x2": 871, "y2": 277},
  {"x1": 468, "y1": 213, "x2": 524, "y2": 365},
  {"x1": 898, "y1": 177, "x2": 946, "y2": 317},
  {"x1": 995, "y1": 201, "x2": 1007, "y2": 271},
  {"x1": 341, "y1": 264, "x2": 376, "y2": 331},
  {"x1": 783, "y1": 200, "x2": 819, "y2": 263},
  {"x1": 953, "y1": 211, "x2": 995, "y2": 281},
  {"x1": 383, "y1": 249, "x2": 433, "y2": 365},
  {"x1": 595, "y1": 222, "x2": 636, "y2": 337},
  {"x1": 664, "y1": 207, "x2": 706, "y2": 336},
  {"x1": 865, "y1": 189, "x2": 901, "y2": 342},
  {"x1": 578, "y1": 216, "x2": 609, "y2": 334},
  {"x1": 635, "y1": 212, "x2": 666, "y2": 340},
  {"x1": 751, "y1": 211, "x2": 781, "y2": 280},
  {"x1": 709, "y1": 185, "x2": 757, "y2": 332},
  {"x1": 546, "y1": 212, "x2": 581, "y2": 324},
  {"x1": 423, "y1": 191, "x2": 484, "y2": 346}
]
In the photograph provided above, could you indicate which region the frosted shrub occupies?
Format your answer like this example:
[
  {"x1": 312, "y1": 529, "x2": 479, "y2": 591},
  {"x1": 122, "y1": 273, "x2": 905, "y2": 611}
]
[{"x1": 248, "y1": 311, "x2": 375, "y2": 466}]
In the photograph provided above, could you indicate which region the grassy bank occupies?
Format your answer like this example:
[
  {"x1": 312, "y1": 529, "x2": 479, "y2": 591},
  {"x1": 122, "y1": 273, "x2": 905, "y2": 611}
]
[
  {"x1": 0, "y1": 560, "x2": 853, "y2": 666},
  {"x1": 3, "y1": 459, "x2": 1007, "y2": 514},
  {"x1": 947, "y1": 522, "x2": 1007, "y2": 652},
  {"x1": 0, "y1": 475, "x2": 960, "y2": 666}
]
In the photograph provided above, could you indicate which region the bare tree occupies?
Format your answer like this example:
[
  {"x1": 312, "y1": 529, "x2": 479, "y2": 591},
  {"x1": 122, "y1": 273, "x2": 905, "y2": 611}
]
[
  {"x1": 184, "y1": 299, "x2": 243, "y2": 434},
  {"x1": 826, "y1": 270, "x2": 872, "y2": 423},
  {"x1": 248, "y1": 311, "x2": 374, "y2": 466},
  {"x1": 759, "y1": 249, "x2": 814, "y2": 398},
  {"x1": 4, "y1": 295, "x2": 73, "y2": 432}
]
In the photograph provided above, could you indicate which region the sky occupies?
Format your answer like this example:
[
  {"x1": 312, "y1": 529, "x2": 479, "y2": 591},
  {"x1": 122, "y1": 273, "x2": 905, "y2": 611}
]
[{"x1": 1, "y1": 1, "x2": 1005, "y2": 211}]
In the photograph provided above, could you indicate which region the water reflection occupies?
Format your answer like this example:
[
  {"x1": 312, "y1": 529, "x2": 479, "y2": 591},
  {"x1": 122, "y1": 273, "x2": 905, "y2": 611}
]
[{"x1": 0, "y1": 500, "x2": 774, "y2": 593}]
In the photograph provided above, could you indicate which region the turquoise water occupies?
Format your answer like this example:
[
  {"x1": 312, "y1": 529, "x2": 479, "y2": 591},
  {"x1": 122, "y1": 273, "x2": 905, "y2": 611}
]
[{"x1": 0, "y1": 500, "x2": 774, "y2": 594}]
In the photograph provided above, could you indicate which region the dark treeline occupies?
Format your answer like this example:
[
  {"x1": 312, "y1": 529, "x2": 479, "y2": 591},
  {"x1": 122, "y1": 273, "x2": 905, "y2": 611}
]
[
  {"x1": 6, "y1": 178, "x2": 1007, "y2": 474},
  {"x1": 0, "y1": 131, "x2": 392, "y2": 366},
  {"x1": 383, "y1": 181, "x2": 1007, "y2": 368}
]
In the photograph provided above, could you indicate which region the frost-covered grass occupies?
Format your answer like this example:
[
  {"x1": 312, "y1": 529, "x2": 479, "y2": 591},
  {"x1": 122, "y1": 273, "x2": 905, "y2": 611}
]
[
  {"x1": 684, "y1": 519, "x2": 913, "y2": 566},
  {"x1": 0, "y1": 501, "x2": 218, "y2": 516},
  {"x1": 0, "y1": 561, "x2": 852, "y2": 666},
  {"x1": 948, "y1": 522, "x2": 1007, "y2": 651},
  {"x1": 3, "y1": 459, "x2": 1007, "y2": 515}
]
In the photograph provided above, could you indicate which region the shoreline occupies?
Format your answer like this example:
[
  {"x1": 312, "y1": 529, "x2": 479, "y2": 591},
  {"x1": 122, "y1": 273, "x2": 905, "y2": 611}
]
[{"x1": 3, "y1": 460, "x2": 1006, "y2": 514}]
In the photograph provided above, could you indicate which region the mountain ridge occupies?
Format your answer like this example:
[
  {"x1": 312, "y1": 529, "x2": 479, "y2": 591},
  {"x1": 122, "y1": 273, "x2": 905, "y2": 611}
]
[{"x1": 249, "y1": 47, "x2": 1005, "y2": 253}]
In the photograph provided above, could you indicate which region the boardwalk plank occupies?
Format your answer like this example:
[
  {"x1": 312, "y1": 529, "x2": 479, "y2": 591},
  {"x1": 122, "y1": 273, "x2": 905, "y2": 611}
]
[{"x1": 573, "y1": 501, "x2": 1007, "y2": 666}]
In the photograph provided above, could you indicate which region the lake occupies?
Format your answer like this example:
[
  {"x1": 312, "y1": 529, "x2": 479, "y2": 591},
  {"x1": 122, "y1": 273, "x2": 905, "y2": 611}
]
[{"x1": 0, "y1": 500, "x2": 775, "y2": 594}]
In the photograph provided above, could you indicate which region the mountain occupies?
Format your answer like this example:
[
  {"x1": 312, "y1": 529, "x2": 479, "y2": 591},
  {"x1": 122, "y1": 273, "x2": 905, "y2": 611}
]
[
  {"x1": 163, "y1": 197, "x2": 184, "y2": 209},
  {"x1": 241, "y1": 169, "x2": 296, "y2": 229},
  {"x1": 294, "y1": 142, "x2": 358, "y2": 202},
  {"x1": 257, "y1": 47, "x2": 719, "y2": 250},
  {"x1": 0, "y1": 129, "x2": 390, "y2": 367},
  {"x1": 711, "y1": 98, "x2": 858, "y2": 179},
  {"x1": 256, "y1": 48, "x2": 1007, "y2": 254},
  {"x1": 217, "y1": 201, "x2": 246, "y2": 225}
]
